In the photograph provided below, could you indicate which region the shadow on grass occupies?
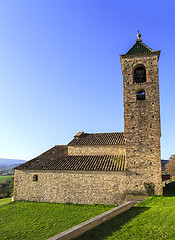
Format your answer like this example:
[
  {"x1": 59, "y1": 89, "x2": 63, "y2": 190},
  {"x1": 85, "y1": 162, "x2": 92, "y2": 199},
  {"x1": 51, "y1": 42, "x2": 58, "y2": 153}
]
[
  {"x1": 163, "y1": 181, "x2": 175, "y2": 197},
  {"x1": 75, "y1": 206, "x2": 150, "y2": 240}
]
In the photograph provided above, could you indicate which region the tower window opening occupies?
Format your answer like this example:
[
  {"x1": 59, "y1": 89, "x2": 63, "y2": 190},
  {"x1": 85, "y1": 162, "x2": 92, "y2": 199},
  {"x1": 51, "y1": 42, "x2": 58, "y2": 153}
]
[
  {"x1": 134, "y1": 66, "x2": 146, "y2": 83},
  {"x1": 136, "y1": 90, "x2": 145, "y2": 100}
]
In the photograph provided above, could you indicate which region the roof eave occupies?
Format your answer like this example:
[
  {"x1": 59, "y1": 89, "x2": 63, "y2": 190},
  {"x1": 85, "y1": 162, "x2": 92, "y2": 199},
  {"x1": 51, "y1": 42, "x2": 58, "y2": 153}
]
[
  {"x1": 68, "y1": 143, "x2": 125, "y2": 146},
  {"x1": 120, "y1": 50, "x2": 161, "y2": 59}
]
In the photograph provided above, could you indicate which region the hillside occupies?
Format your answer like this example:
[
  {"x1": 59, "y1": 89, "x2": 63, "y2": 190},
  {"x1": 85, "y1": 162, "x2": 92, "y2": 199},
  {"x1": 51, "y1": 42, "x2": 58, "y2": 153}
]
[
  {"x1": 0, "y1": 158, "x2": 26, "y2": 169},
  {"x1": 161, "y1": 159, "x2": 169, "y2": 173}
]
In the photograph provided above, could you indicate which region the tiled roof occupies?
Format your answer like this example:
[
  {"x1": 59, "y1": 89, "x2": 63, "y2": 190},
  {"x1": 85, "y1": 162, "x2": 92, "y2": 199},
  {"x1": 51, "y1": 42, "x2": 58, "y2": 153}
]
[
  {"x1": 126, "y1": 41, "x2": 154, "y2": 55},
  {"x1": 15, "y1": 148, "x2": 126, "y2": 171},
  {"x1": 34, "y1": 145, "x2": 68, "y2": 158},
  {"x1": 68, "y1": 132, "x2": 125, "y2": 146}
]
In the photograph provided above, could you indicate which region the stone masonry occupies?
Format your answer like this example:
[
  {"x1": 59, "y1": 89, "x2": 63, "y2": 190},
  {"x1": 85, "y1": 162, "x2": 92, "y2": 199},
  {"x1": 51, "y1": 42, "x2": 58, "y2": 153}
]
[
  {"x1": 120, "y1": 36, "x2": 162, "y2": 195},
  {"x1": 14, "y1": 170, "x2": 127, "y2": 205},
  {"x1": 68, "y1": 145, "x2": 126, "y2": 156}
]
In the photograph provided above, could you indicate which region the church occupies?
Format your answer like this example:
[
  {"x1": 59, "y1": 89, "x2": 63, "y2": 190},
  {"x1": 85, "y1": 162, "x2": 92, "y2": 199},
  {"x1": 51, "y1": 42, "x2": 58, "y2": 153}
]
[{"x1": 13, "y1": 33, "x2": 163, "y2": 205}]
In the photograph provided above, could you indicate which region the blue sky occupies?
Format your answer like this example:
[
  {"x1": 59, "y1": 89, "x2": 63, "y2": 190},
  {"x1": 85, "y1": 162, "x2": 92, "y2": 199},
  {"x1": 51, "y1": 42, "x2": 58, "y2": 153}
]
[{"x1": 0, "y1": 0, "x2": 174, "y2": 160}]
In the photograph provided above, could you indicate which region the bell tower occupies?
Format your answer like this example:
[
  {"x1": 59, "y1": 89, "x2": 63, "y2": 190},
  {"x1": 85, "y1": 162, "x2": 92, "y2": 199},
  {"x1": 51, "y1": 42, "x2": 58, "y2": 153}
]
[{"x1": 120, "y1": 33, "x2": 162, "y2": 195}]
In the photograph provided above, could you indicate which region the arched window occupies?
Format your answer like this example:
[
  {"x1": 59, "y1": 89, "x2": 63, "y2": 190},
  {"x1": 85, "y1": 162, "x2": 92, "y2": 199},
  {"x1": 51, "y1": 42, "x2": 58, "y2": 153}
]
[
  {"x1": 33, "y1": 174, "x2": 38, "y2": 181},
  {"x1": 134, "y1": 66, "x2": 146, "y2": 83},
  {"x1": 136, "y1": 90, "x2": 145, "y2": 100}
]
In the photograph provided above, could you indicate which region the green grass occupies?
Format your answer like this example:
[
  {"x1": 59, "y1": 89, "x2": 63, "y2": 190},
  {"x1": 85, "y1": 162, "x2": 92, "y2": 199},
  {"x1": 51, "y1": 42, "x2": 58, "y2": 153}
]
[
  {"x1": 0, "y1": 201, "x2": 114, "y2": 240},
  {"x1": 76, "y1": 182, "x2": 175, "y2": 240},
  {"x1": 0, "y1": 175, "x2": 14, "y2": 183},
  {"x1": 1, "y1": 183, "x2": 175, "y2": 240},
  {"x1": 0, "y1": 198, "x2": 11, "y2": 205}
]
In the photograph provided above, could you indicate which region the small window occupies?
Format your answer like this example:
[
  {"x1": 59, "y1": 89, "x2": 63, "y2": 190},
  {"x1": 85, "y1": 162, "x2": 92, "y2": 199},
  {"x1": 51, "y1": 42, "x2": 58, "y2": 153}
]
[
  {"x1": 33, "y1": 174, "x2": 38, "y2": 181},
  {"x1": 136, "y1": 90, "x2": 145, "y2": 100},
  {"x1": 134, "y1": 66, "x2": 146, "y2": 83}
]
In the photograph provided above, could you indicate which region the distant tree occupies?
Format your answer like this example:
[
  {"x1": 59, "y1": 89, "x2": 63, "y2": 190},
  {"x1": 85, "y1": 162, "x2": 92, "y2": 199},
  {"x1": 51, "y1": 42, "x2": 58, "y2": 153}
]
[
  {"x1": 166, "y1": 155, "x2": 175, "y2": 175},
  {"x1": 0, "y1": 178, "x2": 14, "y2": 198},
  {"x1": 9, "y1": 179, "x2": 14, "y2": 197}
]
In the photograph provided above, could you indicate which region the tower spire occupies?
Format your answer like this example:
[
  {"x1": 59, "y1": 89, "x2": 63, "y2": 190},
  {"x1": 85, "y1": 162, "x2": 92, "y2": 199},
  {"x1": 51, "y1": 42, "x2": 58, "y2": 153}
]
[{"x1": 136, "y1": 30, "x2": 142, "y2": 42}]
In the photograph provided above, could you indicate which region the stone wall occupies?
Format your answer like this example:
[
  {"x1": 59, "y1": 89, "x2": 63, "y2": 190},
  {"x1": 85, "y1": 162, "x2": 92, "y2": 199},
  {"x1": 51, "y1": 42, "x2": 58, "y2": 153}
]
[
  {"x1": 120, "y1": 52, "x2": 163, "y2": 195},
  {"x1": 68, "y1": 145, "x2": 126, "y2": 156},
  {"x1": 13, "y1": 169, "x2": 156, "y2": 205}
]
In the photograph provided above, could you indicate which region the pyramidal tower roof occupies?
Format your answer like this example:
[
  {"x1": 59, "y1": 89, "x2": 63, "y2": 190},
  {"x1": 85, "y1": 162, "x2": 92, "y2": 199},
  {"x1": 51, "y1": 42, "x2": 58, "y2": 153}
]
[{"x1": 126, "y1": 31, "x2": 155, "y2": 55}]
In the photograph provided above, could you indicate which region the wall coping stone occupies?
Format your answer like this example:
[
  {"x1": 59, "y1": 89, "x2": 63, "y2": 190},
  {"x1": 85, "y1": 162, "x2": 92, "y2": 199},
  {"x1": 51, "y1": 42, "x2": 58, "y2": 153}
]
[
  {"x1": 47, "y1": 201, "x2": 133, "y2": 240},
  {"x1": 16, "y1": 169, "x2": 127, "y2": 175}
]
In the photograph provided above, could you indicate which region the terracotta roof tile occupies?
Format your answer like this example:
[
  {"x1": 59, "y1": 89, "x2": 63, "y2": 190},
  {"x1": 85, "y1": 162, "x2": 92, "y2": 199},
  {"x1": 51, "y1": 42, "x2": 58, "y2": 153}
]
[
  {"x1": 34, "y1": 145, "x2": 68, "y2": 159},
  {"x1": 68, "y1": 132, "x2": 125, "y2": 146},
  {"x1": 15, "y1": 145, "x2": 126, "y2": 171}
]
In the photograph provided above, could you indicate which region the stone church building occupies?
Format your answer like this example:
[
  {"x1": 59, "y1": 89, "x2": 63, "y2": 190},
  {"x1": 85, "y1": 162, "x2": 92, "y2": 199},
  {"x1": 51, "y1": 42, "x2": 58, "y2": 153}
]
[{"x1": 13, "y1": 33, "x2": 163, "y2": 205}]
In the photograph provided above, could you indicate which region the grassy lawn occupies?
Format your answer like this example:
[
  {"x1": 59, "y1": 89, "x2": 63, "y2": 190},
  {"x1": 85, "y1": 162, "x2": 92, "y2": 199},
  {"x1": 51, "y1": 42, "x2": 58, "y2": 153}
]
[
  {"x1": 0, "y1": 175, "x2": 14, "y2": 183},
  {"x1": 0, "y1": 201, "x2": 114, "y2": 240},
  {"x1": 76, "y1": 182, "x2": 175, "y2": 240},
  {"x1": 1, "y1": 183, "x2": 175, "y2": 240},
  {"x1": 0, "y1": 198, "x2": 12, "y2": 206}
]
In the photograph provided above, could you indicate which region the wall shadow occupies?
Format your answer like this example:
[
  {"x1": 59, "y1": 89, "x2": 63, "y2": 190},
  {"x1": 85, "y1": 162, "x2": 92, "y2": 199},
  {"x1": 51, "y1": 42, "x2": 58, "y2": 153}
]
[
  {"x1": 75, "y1": 206, "x2": 150, "y2": 240},
  {"x1": 163, "y1": 181, "x2": 175, "y2": 197}
]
